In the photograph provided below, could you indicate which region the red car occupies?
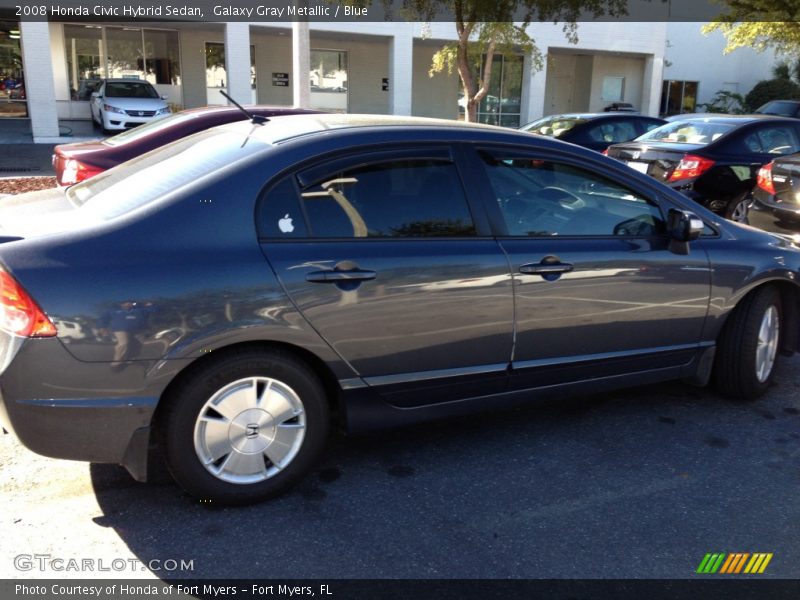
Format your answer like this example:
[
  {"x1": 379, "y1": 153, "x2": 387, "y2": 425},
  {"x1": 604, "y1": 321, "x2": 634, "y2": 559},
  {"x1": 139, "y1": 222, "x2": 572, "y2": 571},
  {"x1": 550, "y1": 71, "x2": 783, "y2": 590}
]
[{"x1": 53, "y1": 105, "x2": 322, "y2": 186}]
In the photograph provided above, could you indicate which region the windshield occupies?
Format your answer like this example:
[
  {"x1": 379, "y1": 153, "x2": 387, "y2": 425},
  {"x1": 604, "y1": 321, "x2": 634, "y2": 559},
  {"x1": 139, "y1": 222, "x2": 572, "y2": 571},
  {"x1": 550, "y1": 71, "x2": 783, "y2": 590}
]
[
  {"x1": 638, "y1": 120, "x2": 736, "y2": 144},
  {"x1": 105, "y1": 81, "x2": 159, "y2": 99},
  {"x1": 66, "y1": 129, "x2": 265, "y2": 221},
  {"x1": 520, "y1": 116, "x2": 585, "y2": 138},
  {"x1": 103, "y1": 112, "x2": 196, "y2": 146}
]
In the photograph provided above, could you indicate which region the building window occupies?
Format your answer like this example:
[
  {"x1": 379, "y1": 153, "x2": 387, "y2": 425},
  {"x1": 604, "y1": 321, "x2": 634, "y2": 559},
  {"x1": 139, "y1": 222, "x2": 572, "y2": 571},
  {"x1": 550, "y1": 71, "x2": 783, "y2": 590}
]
[
  {"x1": 0, "y1": 19, "x2": 27, "y2": 118},
  {"x1": 474, "y1": 54, "x2": 523, "y2": 128},
  {"x1": 310, "y1": 49, "x2": 348, "y2": 112},
  {"x1": 661, "y1": 80, "x2": 698, "y2": 116},
  {"x1": 64, "y1": 25, "x2": 180, "y2": 105},
  {"x1": 204, "y1": 42, "x2": 256, "y2": 105},
  {"x1": 601, "y1": 76, "x2": 625, "y2": 102}
]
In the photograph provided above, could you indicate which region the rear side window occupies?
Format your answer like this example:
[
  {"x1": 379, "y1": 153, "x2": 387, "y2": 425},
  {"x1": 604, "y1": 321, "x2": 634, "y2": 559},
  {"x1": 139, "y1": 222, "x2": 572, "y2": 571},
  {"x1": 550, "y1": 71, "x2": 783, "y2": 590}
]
[
  {"x1": 586, "y1": 120, "x2": 638, "y2": 144},
  {"x1": 295, "y1": 159, "x2": 476, "y2": 238},
  {"x1": 740, "y1": 126, "x2": 800, "y2": 155}
]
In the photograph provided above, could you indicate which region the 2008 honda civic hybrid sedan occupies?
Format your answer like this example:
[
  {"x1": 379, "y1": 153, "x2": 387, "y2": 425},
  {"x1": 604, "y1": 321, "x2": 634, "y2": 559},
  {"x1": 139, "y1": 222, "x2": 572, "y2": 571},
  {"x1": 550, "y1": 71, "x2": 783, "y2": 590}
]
[{"x1": 1, "y1": 115, "x2": 799, "y2": 505}]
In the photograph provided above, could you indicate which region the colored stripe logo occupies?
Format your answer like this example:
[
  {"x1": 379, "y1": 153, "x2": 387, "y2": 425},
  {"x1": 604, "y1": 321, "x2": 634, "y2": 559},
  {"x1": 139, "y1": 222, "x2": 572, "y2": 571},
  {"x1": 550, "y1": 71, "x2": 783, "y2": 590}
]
[{"x1": 696, "y1": 553, "x2": 773, "y2": 574}]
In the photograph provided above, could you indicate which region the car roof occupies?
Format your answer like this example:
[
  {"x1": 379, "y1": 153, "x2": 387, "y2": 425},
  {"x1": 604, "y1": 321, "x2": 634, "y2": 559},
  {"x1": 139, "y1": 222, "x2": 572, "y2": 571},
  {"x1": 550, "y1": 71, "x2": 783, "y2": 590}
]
[
  {"x1": 220, "y1": 114, "x2": 517, "y2": 146},
  {"x1": 670, "y1": 114, "x2": 794, "y2": 125},
  {"x1": 534, "y1": 113, "x2": 649, "y2": 120}
]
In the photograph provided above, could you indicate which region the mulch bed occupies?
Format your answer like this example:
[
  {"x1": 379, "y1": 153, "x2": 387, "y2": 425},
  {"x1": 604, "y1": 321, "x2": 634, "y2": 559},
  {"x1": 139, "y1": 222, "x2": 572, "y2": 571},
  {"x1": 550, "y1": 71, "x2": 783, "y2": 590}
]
[{"x1": 0, "y1": 177, "x2": 58, "y2": 195}]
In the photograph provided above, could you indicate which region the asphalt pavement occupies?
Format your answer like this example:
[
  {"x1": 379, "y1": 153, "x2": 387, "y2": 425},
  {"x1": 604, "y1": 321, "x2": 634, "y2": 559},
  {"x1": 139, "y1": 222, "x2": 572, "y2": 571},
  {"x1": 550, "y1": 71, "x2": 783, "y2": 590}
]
[{"x1": 3, "y1": 356, "x2": 800, "y2": 581}]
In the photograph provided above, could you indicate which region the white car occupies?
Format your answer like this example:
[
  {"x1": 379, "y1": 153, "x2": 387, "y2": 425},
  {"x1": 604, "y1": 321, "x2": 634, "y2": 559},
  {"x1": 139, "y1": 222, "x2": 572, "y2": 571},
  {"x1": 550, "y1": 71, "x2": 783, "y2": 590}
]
[{"x1": 90, "y1": 79, "x2": 171, "y2": 133}]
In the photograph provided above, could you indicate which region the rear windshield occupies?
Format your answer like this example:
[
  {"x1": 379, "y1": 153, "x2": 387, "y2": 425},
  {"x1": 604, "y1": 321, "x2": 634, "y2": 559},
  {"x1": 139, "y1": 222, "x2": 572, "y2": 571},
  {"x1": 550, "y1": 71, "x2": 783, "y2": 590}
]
[
  {"x1": 756, "y1": 101, "x2": 800, "y2": 117},
  {"x1": 103, "y1": 112, "x2": 197, "y2": 146},
  {"x1": 520, "y1": 116, "x2": 586, "y2": 138},
  {"x1": 105, "y1": 81, "x2": 159, "y2": 99},
  {"x1": 638, "y1": 120, "x2": 736, "y2": 145},
  {"x1": 66, "y1": 129, "x2": 264, "y2": 220}
]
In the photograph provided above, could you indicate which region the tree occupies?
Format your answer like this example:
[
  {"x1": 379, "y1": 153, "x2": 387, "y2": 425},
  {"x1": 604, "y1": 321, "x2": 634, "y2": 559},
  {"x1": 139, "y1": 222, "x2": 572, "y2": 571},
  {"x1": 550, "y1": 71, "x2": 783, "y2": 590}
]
[
  {"x1": 698, "y1": 89, "x2": 747, "y2": 114},
  {"x1": 399, "y1": 1, "x2": 628, "y2": 122},
  {"x1": 703, "y1": 2, "x2": 800, "y2": 56}
]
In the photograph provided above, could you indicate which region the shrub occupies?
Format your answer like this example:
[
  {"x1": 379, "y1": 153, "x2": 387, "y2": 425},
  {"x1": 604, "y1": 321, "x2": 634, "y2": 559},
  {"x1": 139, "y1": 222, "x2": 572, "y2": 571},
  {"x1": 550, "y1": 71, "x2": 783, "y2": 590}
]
[{"x1": 745, "y1": 79, "x2": 800, "y2": 112}]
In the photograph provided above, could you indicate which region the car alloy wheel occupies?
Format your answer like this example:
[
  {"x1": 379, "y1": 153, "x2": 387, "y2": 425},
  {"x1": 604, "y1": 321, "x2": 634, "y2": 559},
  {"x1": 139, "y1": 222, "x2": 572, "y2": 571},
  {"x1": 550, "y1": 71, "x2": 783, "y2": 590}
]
[
  {"x1": 162, "y1": 349, "x2": 329, "y2": 505},
  {"x1": 193, "y1": 376, "x2": 306, "y2": 484},
  {"x1": 755, "y1": 305, "x2": 779, "y2": 383},
  {"x1": 725, "y1": 193, "x2": 751, "y2": 223},
  {"x1": 714, "y1": 286, "x2": 781, "y2": 399}
]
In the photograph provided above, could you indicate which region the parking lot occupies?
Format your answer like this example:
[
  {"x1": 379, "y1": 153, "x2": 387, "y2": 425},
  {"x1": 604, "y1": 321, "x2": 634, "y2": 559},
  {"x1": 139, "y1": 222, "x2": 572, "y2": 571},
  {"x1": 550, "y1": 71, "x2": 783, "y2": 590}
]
[{"x1": 3, "y1": 355, "x2": 800, "y2": 580}]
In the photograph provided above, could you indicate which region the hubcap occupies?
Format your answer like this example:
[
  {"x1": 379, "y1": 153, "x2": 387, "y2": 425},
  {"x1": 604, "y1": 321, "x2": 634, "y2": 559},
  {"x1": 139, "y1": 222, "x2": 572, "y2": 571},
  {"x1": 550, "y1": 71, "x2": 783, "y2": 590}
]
[
  {"x1": 731, "y1": 200, "x2": 749, "y2": 223},
  {"x1": 193, "y1": 377, "x2": 306, "y2": 484},
  {"x1": 756, "y1": 305, "x2": 780, "y2": 383}
]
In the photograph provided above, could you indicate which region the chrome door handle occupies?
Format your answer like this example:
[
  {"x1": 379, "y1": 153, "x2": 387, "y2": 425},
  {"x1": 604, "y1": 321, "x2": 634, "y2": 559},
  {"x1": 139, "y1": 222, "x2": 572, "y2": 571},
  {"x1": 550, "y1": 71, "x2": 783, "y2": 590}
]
[
  {"x1": 519, "y1": 263, "x2": 573, "y2": 275},
  {"x1": 305, "y1": 269, "x2": 377, "y2": 283}
]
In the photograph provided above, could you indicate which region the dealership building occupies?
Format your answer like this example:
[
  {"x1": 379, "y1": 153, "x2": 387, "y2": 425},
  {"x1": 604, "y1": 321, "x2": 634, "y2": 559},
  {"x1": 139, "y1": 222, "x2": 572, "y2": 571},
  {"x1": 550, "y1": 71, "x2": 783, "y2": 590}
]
[{"x1": 0, "y1": 16, "x2": 780, "y2": 143}]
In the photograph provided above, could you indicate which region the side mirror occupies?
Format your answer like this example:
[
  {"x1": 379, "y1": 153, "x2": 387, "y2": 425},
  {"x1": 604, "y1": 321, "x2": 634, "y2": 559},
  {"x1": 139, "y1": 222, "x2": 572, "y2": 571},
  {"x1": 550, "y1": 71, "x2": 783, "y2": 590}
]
[
  {"x1": 91, "y1": 92, "x2": 101, "y2": 99},
  {"x1": 161, "y1": 94, "x2": 168, "y2": 100},
  {"x1": 668, "y1": 209, "x2": 704, "y2": 255}
]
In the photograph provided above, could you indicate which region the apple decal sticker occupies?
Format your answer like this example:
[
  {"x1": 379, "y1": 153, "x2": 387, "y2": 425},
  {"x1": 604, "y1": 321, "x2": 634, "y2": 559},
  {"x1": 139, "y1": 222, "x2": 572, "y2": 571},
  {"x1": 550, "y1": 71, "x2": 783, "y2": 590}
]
[{"x1": 278, "y1": 213, "x2": 294, "y2": 233}]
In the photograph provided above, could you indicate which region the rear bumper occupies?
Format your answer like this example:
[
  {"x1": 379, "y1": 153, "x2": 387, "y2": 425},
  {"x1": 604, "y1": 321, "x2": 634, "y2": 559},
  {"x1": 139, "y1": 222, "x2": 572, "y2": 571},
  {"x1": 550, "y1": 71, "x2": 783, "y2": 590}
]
[
  {"x1": 0, "y1": 337, "x2": 183, "y2": 481},
  {"x1": 752, "y1": 197, "x2": 800, "y2": 221}
]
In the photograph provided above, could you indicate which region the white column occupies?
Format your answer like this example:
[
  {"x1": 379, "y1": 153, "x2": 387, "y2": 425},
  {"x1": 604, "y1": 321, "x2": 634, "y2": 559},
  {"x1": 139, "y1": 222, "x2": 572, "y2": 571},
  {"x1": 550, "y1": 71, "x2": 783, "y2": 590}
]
[
  {"x1": 389, "y1": 26, "x2": 413, "y2": 116},
  {"x1": 292, "y1": 21, "x2": 310, "y2": 108},
  {"x1": 224, "y1": 22, "x2": 252, "y2": 106},
  {"x1": 20, "y1": 21, "x2": 59, "y2": 141},
  {"x1": 642, "y1": 55, "x2": 664, "y2": 116},
  {"x1": 524, "y1": 55, "x2": 548, "y2": 123}
]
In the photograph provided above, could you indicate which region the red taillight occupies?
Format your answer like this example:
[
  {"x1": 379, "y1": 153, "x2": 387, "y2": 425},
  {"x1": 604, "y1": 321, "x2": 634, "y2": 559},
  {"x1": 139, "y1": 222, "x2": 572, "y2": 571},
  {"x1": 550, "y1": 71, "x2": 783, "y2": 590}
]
[
  {"x1": 757, "y1": 162, "x2": 776, "y2": 195},
  {"x1": 0, "y1": 270, "x2": 57, "y2": 337},
  {"x1": 668, "y1": 154, "x2": 715, "y2": 182},
  {"x1": 58, "y1": 158, "x2": 104, "y2": 186},
  {"x1": 602, "y1": 149, "x2": 609, "y2": 156}
]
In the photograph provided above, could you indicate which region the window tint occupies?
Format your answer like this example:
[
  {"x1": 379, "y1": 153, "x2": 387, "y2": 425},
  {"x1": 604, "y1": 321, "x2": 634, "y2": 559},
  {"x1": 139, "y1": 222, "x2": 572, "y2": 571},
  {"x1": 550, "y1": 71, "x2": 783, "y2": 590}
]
[
  {"x1": 104, "y1": 82, "x2": 159, "y2": 99},
  {"x1": 742, "y1": 126, "x2": 800, "y2": 155},
  {"x1": 586, "y1": 120, "x2": 638, "y2": 144},
  {"x1": 258, "y1": 177, "x2": 308, "y2": 238},
  {"x1": 641, "y1": 119, "x2": 663, "y2": 133},
  {"x1": 298, "y1": 159, "x2": 476, "y2": 238},
  {"x1": 481, "y1": 155, "x2": 665, "y2": 237}
]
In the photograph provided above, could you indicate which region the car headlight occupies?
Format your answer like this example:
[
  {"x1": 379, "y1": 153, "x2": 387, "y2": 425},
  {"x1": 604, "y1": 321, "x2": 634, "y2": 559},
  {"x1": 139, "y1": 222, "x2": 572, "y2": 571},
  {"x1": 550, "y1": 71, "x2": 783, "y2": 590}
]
[
  {"x1": 102, "y1": 104, "x2": 125, "y2": 114},
  {"x1": 156, "y1": 107, "x2": 171, "y2": 115}
]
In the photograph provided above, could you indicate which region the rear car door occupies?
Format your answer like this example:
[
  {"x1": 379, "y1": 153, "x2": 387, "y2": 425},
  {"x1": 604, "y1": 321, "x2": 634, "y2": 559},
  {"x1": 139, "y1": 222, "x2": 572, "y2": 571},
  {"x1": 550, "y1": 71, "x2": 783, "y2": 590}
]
[
  {"x1": 466, "y1": 146, "x2": 712, "y2": 390},
  {"x1": 257, "y1": 145, "x2": 514, "y2": 407}
]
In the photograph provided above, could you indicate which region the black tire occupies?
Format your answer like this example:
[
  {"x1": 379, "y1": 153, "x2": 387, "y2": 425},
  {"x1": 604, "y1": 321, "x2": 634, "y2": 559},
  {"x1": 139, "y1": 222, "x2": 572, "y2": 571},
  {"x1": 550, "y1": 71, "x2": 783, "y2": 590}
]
[
  {"x1": 713, "y1": 286, "x2": 782, "y2": 400},
  {"x1": 161, "y1": 349, "x2": 330, "y2": 505},
  {"x1": 723, "y1": 192, "x2": 751, "y2": 223}
]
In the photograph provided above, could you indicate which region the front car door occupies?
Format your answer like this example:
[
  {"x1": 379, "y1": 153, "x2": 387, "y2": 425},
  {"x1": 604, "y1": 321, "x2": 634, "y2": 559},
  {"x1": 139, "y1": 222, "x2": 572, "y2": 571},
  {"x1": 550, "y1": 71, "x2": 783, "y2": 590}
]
[
  {"x1": 465, "y1": 146, "x2": 712, "y2": 391},
  {"x1": 257, "y1": 145, "x2": 514, "y2": 407}
]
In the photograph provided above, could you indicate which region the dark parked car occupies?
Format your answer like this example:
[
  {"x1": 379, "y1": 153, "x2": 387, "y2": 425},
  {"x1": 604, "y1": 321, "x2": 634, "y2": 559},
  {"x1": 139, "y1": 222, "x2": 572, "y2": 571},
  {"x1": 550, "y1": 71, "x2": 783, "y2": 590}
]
[
  {"x1": 53, "y1": 105, "x2": 323, "y2": 186},
  {"x1": 755, "y1": 100, "x2": 800, "y2": 118},
  {"x1": 751, "y1": 152, "x2": 800, "y2": 227},
  {"x1": 520, "y1": 113, "x2": 665, "y2": 152},
  {"x1": 2, "y1": 115, "x2": 799, "y2": 505},
  {"x1": 606, "y1": 115, "x2": 800, "y2": 222}
]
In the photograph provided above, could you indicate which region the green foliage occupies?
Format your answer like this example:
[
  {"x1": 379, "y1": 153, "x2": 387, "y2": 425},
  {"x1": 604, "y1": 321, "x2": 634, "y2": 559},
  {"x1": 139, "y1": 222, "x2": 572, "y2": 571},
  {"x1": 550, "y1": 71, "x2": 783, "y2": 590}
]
[
  {"x1": 698, "y1": 89, "x2": 747, "y2": 114},
  {"x1": 773, "y1": 62, "x2": 792, "y2": 80},
  {"x1": 745, "y1": 79, "x2": 800, "y2": 112},
  {"x1": 703, "y1": 2, "x2": 800, "y2": 56}
]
